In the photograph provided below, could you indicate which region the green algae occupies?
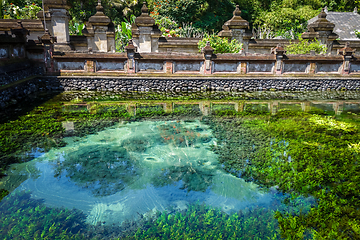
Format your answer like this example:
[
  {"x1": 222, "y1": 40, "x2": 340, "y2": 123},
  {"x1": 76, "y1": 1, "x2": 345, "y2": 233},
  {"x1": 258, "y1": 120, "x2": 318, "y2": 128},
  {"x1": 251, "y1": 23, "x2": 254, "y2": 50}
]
[
  {"x1": 54, "y1": 144, "x2": 141, "y2": 197},
  {"x1": 0, "y1": 191, "x2": 88, "y2": 240},
  {"x1": 0, "y1": 189, "x2": 8, "y2": 201},
  {"x1": 208, "y1": 110, "x2": 360, "y2": 239}
]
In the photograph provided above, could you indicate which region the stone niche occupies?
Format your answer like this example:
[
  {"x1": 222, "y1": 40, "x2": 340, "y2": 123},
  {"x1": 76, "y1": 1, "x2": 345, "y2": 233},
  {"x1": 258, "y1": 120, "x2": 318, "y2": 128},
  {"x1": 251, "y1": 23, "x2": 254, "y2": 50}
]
[
  {"x1": 96, "y1": 61, "x2": 125, "y2": 71},
  {"x1": 247, "y1": 62, "x2": 275, "y2": 73},
  {"x1": 283, "y1": 63, "x2": 309, "y2": 73},
  {"x1": 174, "y1": 61, "x2": 202, "y2": 72},
  {"x1": 138, "y1": 61, "x2": 164, "y2": 72},
  {"x1": 57, "y1": 61, "x2": 85, "y2": 71},
  {"x1": 316, "y1": 62, "x2": 342, "y2": 73},
  {"x1": 350, "y1": 63, "x2": 360, "y2": 73},
  {"x1": 0, "y1": 48, "x2": 8, "y2": 59},
  {"x1": 213, "y1": 62, "x2": 238, "y2": 73}
]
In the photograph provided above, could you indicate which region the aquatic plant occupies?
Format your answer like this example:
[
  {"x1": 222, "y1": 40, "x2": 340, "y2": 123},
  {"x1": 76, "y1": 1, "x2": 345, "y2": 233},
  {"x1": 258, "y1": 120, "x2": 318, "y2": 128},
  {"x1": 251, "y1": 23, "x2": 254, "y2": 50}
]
[
  {"x1": 54, "y1": 145, "x2": 141, "y2": 196},
  {"x1": 208, "y1": 110, "x2": 360, "y2": 239},
  {"x1": 128, "y1": 202, "x2": 281, "y2": 239},
  {"x1": 152, "y1": 165, "x2": 215, "y2": 192},
  {"x1": 0, "y1": 191, "x2": 88, "y2": 239},
  {"x1": 0, "y1": 189, "x2": 9, "y2": 201},
  {"x1": 157, "y1": 122, "x2": 211, "y2": 148},
  {"x1": 172, "y1": 104, "x2": 202, "y2": 117}
]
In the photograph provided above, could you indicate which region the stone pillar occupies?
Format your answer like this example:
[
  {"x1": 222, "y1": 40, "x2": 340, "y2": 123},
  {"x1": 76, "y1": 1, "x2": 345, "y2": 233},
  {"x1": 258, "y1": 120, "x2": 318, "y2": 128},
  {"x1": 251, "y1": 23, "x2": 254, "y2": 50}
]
[
  {"x1": 39, "y1": 29, "x2": 56, "y2": 73},
  {"x1": 165, "y1": 61, "x2": 173, "y2": 74},
  {"x1": 39, "y1": 0, "x2": 71, "y2": 51},
  {"x1": 338, "y1": 42, "x2": 355, "y2": 74},
  {"x1": 238, "y1": 62, "x2": 247, "y2": 74},
  {"x1": 218, "y1": 5, "x2": 252, "y2": 53},
  {"x1": 164, "y1": 102, "x2": 173, "y2": 113},
  {"x1": 85, "y1": 60, "x2": 96, "y2": 72},
  {"x1": 202, "y1": 41, "x2": 214, "y2": 75},
  {"x1": 199, "y1": 102, "x2": 210, "y2": 116},
  {"x1": 301, "y1": 102, "x2": 311, "y2": 112},
  {"x1": 271, "y1": 44, "x2": 286, "y2": 74},
  {"x1": 83, "y1": 0, "x2": 115, "y2": 52},
  {"x1": 133, "y1": 2, "x2": 162, "y2": 53},
  {"x1": 302, "y1": 8, "x2": 338, "y2": 54},
  {"x1": 125, "y1": 39, "x2": 136, "y2": 74},
  {"x1": 270, "y1": 101, "x2": 279, "y2": 115}
]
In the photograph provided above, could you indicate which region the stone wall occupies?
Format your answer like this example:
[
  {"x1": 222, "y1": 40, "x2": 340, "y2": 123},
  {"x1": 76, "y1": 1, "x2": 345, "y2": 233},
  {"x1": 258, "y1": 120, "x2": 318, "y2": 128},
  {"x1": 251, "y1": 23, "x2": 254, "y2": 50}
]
[
  {"x1": 2, "y1": 75, "x2": 360, "y2": 109},
  {"x1": 42, "y1": 76, "x2": 360, "y2": 92},
  {"x1": 0, "y1": 61, "x2": 44, "y2": 86},
  {"x1": 52, "y1": 49, "x2": 360, "y2": 76},
  {"x1": 0, "y1": 77, "x2": 44, "y2": 108}
]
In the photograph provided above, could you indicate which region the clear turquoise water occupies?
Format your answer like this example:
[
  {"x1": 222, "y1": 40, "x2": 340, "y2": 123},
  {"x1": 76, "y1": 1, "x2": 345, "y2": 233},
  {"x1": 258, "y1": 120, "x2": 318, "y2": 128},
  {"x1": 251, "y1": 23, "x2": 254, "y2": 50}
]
[
  {"x1": 2, "y1": 92, "x2": 359, "y2": 239},
  {"x1": 3, "y1": 119, "x2": 272, "y2": 226}
]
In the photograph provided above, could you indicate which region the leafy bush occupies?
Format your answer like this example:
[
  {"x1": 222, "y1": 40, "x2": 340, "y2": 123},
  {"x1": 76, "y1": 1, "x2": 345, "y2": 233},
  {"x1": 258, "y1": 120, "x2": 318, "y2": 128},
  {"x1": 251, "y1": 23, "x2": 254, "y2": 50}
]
[
  {"x1": 285, "y1": 38, "x2": 327, "y2": 54},
  {"x1": 356, "y1": 30, "x2": 360, "y2": 39},
  {"x1": 198, "y1": 34, "x2": 243, "y2": 54},
  {"x1": 149, "y1": 0, "x2": 206, "y2": 24},
  {"x1": 69, "y1": 18, "x2": 85, "y2": 35},
  {"x1": 253, "y1": 5, "x2": 319, "y2": 39},
  {"x1": 3, "y1": 2, "x2": 41, "y2": 19},
  {"x1": 115, "y1": 14, "x2": 136, "y2": 52},
  {"x1": 154, "y1": 17, "x2": 207, "y2": 38}
]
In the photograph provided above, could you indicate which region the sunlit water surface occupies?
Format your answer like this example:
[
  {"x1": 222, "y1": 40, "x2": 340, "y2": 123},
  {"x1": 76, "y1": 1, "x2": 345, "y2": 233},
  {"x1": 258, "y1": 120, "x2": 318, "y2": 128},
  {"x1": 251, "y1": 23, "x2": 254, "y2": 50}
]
[{"x1": 2, "y1": 119, "x2": 272, "y2": 226}]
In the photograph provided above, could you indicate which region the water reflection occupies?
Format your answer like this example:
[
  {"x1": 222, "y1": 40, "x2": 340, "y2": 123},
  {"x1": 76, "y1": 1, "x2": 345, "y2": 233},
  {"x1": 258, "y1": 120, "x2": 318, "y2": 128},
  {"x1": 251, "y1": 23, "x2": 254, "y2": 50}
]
[
  {"x1": 54, "y1": 144, "x2": 140, "y2": 196},
  {"x1": 60, "y1": 100, "x2": 360, "y2": 118}
]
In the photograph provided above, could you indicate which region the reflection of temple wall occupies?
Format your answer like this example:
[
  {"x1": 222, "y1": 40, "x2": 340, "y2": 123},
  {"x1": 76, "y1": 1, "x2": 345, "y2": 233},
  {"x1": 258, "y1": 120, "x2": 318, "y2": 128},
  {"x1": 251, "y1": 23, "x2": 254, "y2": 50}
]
[{"x1": 83, "y1": 100, "x2": 360, "y2": 116}]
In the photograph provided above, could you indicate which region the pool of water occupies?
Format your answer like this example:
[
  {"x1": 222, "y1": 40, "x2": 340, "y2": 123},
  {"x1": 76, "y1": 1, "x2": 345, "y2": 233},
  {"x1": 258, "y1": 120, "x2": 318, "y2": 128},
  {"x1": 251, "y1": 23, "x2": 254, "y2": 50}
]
[{"x1": 0, "y1": 91, "x2": 359, "y2": 239}]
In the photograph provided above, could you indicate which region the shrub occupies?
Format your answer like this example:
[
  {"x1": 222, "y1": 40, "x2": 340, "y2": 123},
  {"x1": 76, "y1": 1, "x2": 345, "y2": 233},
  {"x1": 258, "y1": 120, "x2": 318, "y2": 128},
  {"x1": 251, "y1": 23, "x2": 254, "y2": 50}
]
[
  {"x1": 198, "y1": 34, "x2": 243, "y2": 54},
  {"x1": 115, "y1": 15, "x2": 136, "y2": 52},
  {"x1": 149, "y1": 0, "x2": 206, "y2": 24},
  {"x1": 3, "y1": 2, "x2": 41, "y2": 19},
  {"x1": 355, "y1": 30, "x2": 360, "y2": 39},
  {"x1": 285, "y1": 38, "x2": 327, "y2": 54}
]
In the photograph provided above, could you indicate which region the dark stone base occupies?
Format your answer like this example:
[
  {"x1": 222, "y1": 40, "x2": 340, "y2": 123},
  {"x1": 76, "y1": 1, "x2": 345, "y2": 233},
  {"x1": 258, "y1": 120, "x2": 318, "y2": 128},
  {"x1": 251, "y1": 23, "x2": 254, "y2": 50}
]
[{"x1": 44, "y1": 77, "x2": 360, "y2": 92}]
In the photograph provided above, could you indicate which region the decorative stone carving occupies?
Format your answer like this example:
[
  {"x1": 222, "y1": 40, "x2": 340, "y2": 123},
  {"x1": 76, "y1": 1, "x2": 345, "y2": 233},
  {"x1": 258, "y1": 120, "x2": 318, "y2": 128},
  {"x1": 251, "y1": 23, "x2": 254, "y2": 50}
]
[
  {"x1": 37, "y1": 0, "x2": 71, "y2": 51},
  {"x1": 132, "y1": 2, "x2": 161, "y2": 53},
  {"x1": 271, "y1": 44, "x2": 286, "y2": 74},
  {"x1": 338, "y1": 42, "x2": 356, "y2": 74},
  {"x1": 83, "y1": 0, "x2": 115, "y2": 52},
  {"x1": 202, "y1": 41, "x2": 214, "y2": 74},
  {"x1": 302, "y1": 8, "x2": 338, "y2": 53},
  {"x1": 218, "y1": 5, "x2": 252, "y2": 52},
  {"x1": 125, "y1": 39, "x2": 136, "y2": 73},
  {"x1": 39, "y1": 29, "x2": 56, "y2": 71}
]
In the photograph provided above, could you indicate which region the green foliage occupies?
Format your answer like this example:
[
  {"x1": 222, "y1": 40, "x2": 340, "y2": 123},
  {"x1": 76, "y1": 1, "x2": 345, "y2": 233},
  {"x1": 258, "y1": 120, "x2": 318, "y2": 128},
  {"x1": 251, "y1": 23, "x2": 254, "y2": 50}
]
[
  {"x1": 69, "y1": 18, "x2": 85, "y2": 36},
  {"x1": 131, "y1": 203, "x2": 281, "y2": 239},
  {"x1": 321, "y1": 0, "x2": 358, "y2": 11},
  {"x1": 209, "y1": 110, "x2": 360, "y2": 239},
  {"x1": 0, "y1": 189, "x2": 9, "y2": 201},
  {"x1": 2, "y1": 1, "x2": 41, "y2": 19},
  {"x1": 149, "y1": 0, "x2": 206, "y2": 24},
  {"x1": 0, "y1": 191, "x2": 88, "y2": 239},
  {"x1": 115, "y1": 14, "x2": 135, "y2": 52},
  {"x1": 254, "y1": 5, "x2": 319, "y2": 39},
  {"x1": 356, "y1": 30, "x2": 360, "y2": 39},
  {"x1": 198, "y1": 34, "x2": 243, "y2": 54},
  {"x1": 286, "y1": 38, "x2": 327, "y2": 54},
  {"x1": 0, "y1": 96, "x2": 132, "y2": 174}
]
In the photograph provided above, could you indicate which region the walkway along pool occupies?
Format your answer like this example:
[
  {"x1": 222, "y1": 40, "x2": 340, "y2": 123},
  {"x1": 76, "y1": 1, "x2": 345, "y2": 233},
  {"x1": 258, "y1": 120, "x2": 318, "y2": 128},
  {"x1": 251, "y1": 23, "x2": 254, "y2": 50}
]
[{"x1": 0, "y1": 91, "x2": 359, "y2": 239}]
